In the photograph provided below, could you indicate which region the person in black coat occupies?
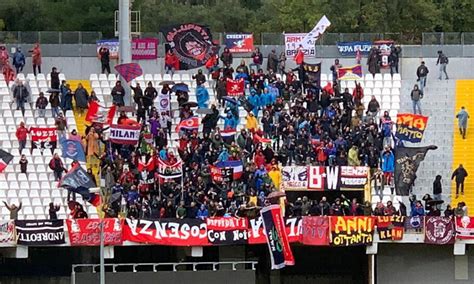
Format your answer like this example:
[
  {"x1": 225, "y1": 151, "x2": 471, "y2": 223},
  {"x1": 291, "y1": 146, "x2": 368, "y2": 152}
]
[
  {"x1": 201, "y1": 105, "x2": 219, "y2": 135},
  {"x1": 452, "y1": 164, "x2": 468, "y2": 198},
  {"x1": 433, "y1": 175, "x2": 442, "y2": 201}
]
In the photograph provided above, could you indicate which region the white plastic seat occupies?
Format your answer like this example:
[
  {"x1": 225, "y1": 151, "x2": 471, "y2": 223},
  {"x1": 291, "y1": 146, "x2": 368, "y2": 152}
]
[
  {"x1": 347, "y1": 81, "x2": 356, "y2": 89},
  {"x1": 29, "y1": 174, "x2": 38, "y2": 182},
  {"x1": 91, "y1": 81, "x2": 100, "y2": 89},
  {"x1": 320, "y1": 74, "x2": 328, "y2": 81},
  {"x1": 372, "y1": 88, "x2": 382, "y2": 96},
  {"x1": 36, "y1": 165, "x2": 47, "y2": 173},
  {"x1": 144, "y1": 74, "x2": 153, "y2": 82},
  {"x1": 100, "y1": 81, "x2": 109, "y2": 88},
  {"x1": 162, "y1": 74, "x2": 172, "y2": 81},
  {"x1": 107, "y1": 74, "x2": 117, "y2": 81},
  {"x1": 59, "y1": 74, "x2": 66, "y2": 81},
  {"x1": 98, "y1": 74, "x2": 108, "y2": 81},
  {"x1": 393, "y1": 73, "x2": 401, "y2": 81},
  {"x1": 40, "y1": 181, "x2": 51, "y2": 190},
  {"x1": 392, "y1": 81, "x2": 401, "y2": 88},
  {"x1": 31, "y1": 198, "x2": 42, "y2": 206},
  {"x1": 382, "y1": 102, "x2": 391, "y2": 110},
  {"x1": 181, "y1": 74, "x2": 191, "y2": 81},
  {"x1": 383, "y1": 74, "x2": 392, "y2": 81},
  {"x1": 391, "y1": 88, "x2": 400, "y2": 96},
  {"x1": 364, "y1": 81, "x2": 374, "y2": 88},
  {"x1": 18, "y1": 175, "x2": 27, "y2": 182},
  {"x1": 103, "y1": 87, "x2": 111, "y2": 95},
  {"x1": 374, "y1": 74, "x2": 383, "y2": 81},
  {"x1": 29, "y1": 190, "x2": 40, "y2": 198},
  {"x1": 38, "y1": 81, "x2": 48, "y2": 88},
  {"x1": 89, "y1": 74, "x2": 98, "y2": 81},
  {"x1": 384, "y1": 81, "x2": 392, "y2": 88},
  {"x1": 16, "y1": 73, "x2": 25, "y2": 81},
  {"x1": 7, "y1": 190, "x2": 17, "y2": 198},
  {"x1": 23, "y1": 207, "x2": 33, "y2": 215},
  {"x1": 382, "y1": 88, "x2": 391, "y2": 96},
  {"x1": 374, "y1": 81, "x2": 383, "y2": 88},
  {"x1": 365, "y1": 74, "x2": 374, "y2": 81},
  {"x1": 153, "y1": 74, "x2": 162, "y2": 81},
  {"x1": 18, "y1": 190, "x2": 28, "y2": 198},
  {"x1": 34, "y1": 207, "x2": 44, "y2": 215},
  {"x1": 26, "y1": 73, "x2": 36, "y2": 81},
  {"x1": 392, "y1": 96, "x2": 400, "y2": 103},
  {"x1": 21, "y1": 198, "x2": 31, "y2": 206},
  {"x1": 38, "y1": 173, "x2": 49, "y2": 181},
  {"x1": 365, "y1": 89, "x2": 372, "y2": 96},
  {"x1": 391, "y1": 102, "x2": 400, "y2": 110}
]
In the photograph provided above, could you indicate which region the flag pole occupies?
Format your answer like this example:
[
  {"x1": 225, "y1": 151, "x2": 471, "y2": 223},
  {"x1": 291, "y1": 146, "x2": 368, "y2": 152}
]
[{"x1": 180, "y1": 162, "x2": 184, "y2": 202}]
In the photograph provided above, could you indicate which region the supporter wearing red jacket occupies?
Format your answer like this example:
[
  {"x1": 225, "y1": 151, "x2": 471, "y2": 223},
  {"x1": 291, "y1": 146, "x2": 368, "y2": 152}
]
[
  {"x1": 165, "y1": 50, "x2": 179, "y2": 75},
  {"x1": 294, "y1": 45, "x2": 304, "y2": 65},
  {"x1": 16, "y1": 122, "x2": 29, "y2": 154}
]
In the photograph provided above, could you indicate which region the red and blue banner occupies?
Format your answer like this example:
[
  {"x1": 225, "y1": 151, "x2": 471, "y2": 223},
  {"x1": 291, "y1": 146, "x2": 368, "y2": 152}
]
[
  {"x1": 215, "y1": 160, "x2": 243, "y2": 180},
  {"x1": 337, "y1": 65, "x2": 363, "y2": 80},
  {"x1": 261, "y1": 205, "x2": 295, "y2": 269},
  {"x1": 395, "y1": 113, "x2": 429, "y2": 143},
  {"x1": 225, "y1": 34, "x2": 254, "y2": 53}
]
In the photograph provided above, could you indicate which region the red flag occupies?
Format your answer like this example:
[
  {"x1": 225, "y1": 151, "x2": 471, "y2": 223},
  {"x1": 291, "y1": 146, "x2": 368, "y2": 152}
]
[
  {"x1": 209, "y1": 165, "x2": 223, "y2": 183},
  {"x1": 114, "y1": 63, "x2": 143, "y2": 82},
  {"x1": 254, "y1": 133, "x2": 272, "y2": 144},
  {"x1": 0, "y1": 149, "x2": 13, "y2": 173},
  {"x1": 175, "y1": 117, "x2": 199, "y2": 132},
  {"x1": 85, "y1": 101, "x2": 116, "y2": 125},
  {"x1": 226, "y1": 78, "x2": 245, "y2": 96},
  {"x1": 138, "y1": 156, "x2": 155, "y2": 172}
]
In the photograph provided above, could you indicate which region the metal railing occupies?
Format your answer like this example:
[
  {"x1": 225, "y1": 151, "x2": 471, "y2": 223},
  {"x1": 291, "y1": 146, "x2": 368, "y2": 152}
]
[
  {"x1": 2, "y1": 31, "x2": 474, "y2": 45},
  {"x1": 72, "y1": 261, "x2": 258, "y2": 273}
]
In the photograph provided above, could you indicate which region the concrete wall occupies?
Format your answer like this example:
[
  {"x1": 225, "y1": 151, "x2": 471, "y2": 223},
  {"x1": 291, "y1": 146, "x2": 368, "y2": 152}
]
[
  {"x1": 377, "y1": 244, "x2": 474, "y2": 284},
  {"x1": 8, "y1": 44, "x2": 474, "y2": 80}
]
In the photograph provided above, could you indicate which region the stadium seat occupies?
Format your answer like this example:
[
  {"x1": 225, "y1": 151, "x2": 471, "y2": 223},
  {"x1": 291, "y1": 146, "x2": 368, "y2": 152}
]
[
  {"x1": 365, "y1": 74, "x2": 374, "y2": 81},
  {"x1": 372, "y1": 88, "x2": 382, "y2": 96},
  {"x1": 144, "y1": 74, "x2": 153, "y2": 82},
  {"x1": 153, "y1": 74, "x2": 162, "y2": 81},
  {"x1": 392, "y1": 81, "x2": 401, "y2": 88},
  {"x1": 365, "y1": 89, "x2": 372, "y2": 96},
  {"x1": 98, "y1": 74, "x2": 108, "y2": 81},
  {"x1": 374, "y1": 74, "x2": 383, "y2": 81},
  {"x1": 392, "y1": 73, "x2": 401, "y2": 81},
  {"x1": 100, "y1": 81, "x2": 109, "y2": 88},
  {"x1": 16, "y1": 74, "x2": 25, "y2": 81},
  {"x1": 89, "y1": 74, "x2": 99, "y2": 81},
  {"x1": 364, "y1": 81, "x2": 374, "y2": 88},
  {"x1": 91, "y1": 81, "x2": 100, "y2": 89},
  {"x1": 107, "y1": 74, "x2": 117, "y2": 82},
  {"x1": 374, "y1": 81, "x2": 383, "y2": 88},
  {"x1": 382, "y1": 88, "x2": 391, "y2": 96},
  {"x1": 163, "y1": 74, "x2": 172, "y2": 81},
  {"x1": 31, "y1": 198, "x2": 42, "y2": 206},
  {"x1": 383, "y1": 74, "x2": 392, "y2": 81},
  {"x1": 391, "y1": 88, "x2": 400, "y2": 96},
  {"x1": 59, "y1": 74, "x2": 66, "y2": 81},
  {"x1": 38, "y1": 81, "x2": 48, "y2": 88},
  {"x1": 384, "y1": 81, "x2": 392, "y2": 88},
  {"x1": 30, "y1": 190, "x2": 40, "y2": 198},
  {"x1": 172, "y1": 74, "x2": 181, "y2": 81}
]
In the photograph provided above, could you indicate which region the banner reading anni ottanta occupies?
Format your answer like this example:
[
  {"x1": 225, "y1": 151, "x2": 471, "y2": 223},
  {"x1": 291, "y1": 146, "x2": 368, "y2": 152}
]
[{"x1": 330, "y1": 216, "x2": 375, "y2": 246}]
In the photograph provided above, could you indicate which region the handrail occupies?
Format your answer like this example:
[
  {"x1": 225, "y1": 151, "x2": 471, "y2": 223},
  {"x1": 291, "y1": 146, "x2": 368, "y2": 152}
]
[{"x1": 71, "y1": 261, "x2": 258, "y2": 274}]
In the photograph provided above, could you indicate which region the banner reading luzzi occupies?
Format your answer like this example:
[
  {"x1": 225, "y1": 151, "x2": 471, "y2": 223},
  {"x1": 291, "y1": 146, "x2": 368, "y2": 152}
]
[
  {"x1": 15, "y1": 220, "x2": 65, "y2": 246},
  {"x1": 225, "y1": 34, "x2": 254, "y2": 53},
  {"x1": 395, "y1": 113, "x2": 429, "y2": 143},
  {"x1": 30, "y1": 127, "x2": 57, "y2": 152},
  {"x1": 330, "y1": 216, "x2": 375, "y2": 246},
  {"x1": 376, "y1": 216, "x2": 405, "y2": 241}
]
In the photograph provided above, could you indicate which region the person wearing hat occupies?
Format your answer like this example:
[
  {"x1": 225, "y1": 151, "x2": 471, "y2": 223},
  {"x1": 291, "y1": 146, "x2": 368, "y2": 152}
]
[{"x1": 12, "y1": 47, "x2": 25, "y2": 74}]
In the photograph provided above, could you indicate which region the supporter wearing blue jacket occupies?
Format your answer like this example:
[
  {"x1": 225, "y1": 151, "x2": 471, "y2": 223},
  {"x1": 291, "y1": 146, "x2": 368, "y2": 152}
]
[
  {"x1": 196, "y1": 85, "x2": 209, "y2": 109},
  {"x1": 248, "y1": 90, "x2": 260, "y2": 117},
  {"x1": 260, "y1": 88, "x2": 272, "y2": 107},
  {"x1": 411, "y1": 201, "x2": 425, "y2": 216},
  {"x1": 197, "y1": 205, "x2": 209, "y2": 219},
  {"x1": 222, "y1": 112, "x2": 238, "y2": 130},
  {"x1": 380, "y1": 147, "x2": 395, "y2": 185}
]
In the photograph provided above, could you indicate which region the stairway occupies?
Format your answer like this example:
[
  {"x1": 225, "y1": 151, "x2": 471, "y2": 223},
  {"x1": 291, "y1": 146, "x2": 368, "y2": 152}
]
[
  {"x1": 399, "y1": 79, "x2": 455, "y2": 207},
  {"x1": 451, "y1": 80, "x2": 474, "y2": 209},
  {"x1": 66, "y1": 80, "x2": 100, "y2": 178}
]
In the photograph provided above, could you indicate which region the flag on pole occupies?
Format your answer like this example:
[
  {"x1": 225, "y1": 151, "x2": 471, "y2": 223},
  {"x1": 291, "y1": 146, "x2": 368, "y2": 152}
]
[
  {"x1": 175, "y1": 117, "x2": 199, "y2": 132},
  {"x1": 61, "y1": 139, "x2": 86, "y2": 162},
  {"x1": 114, "y1": 63, "x2": 143, "y2": 82},
  {"x1": 59, "y1": 164, "x2": 100, "y2": 206},
  {"x1": 0, "y1": 149, "x2": 13, "y2": 173},
  {"x1": 85, "y1": 101, "x2": 116, "y2": 125},
  {"x1": 300, "y1": 15, "x2": 331, "y2": 48}
]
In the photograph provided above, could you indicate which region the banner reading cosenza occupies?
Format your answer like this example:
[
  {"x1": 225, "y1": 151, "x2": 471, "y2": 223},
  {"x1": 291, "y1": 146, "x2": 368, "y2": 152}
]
[{"x1": 225, "y1": 34, "x2": 254, "y2": 53}]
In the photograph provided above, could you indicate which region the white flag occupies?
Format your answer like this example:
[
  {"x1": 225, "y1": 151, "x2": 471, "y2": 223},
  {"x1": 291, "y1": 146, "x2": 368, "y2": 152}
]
[{"x1": 300, "y1": 15, "x2": 331, "y2": 48}]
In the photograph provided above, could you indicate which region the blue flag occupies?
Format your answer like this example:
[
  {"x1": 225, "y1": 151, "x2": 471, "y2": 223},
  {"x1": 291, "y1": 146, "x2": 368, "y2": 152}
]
[{"x1": 61, "y1": 139, "x2": 86, "y2": 162}]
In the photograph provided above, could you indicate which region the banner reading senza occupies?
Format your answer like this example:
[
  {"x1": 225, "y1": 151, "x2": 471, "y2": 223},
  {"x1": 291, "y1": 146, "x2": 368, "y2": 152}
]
[
  {"x1": 15, "y1": 220, "x2": 65, "y2": 246},
  {"x1": 225, "y1": 34, "x2": 254, "y2": 53},
  {"x1": 395, "y1": 113, "x2": 429, "y2": 143},
  {"x1": 330, "y1": 216, "x2": 375, "y2": 246},
  {"x1": 66, "y1": 218, "x2": 123, "y2": 246}
]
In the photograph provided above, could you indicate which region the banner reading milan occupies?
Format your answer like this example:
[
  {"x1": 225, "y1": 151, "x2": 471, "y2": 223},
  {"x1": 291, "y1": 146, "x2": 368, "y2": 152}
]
[
  {"x1": 66, "y1": 218, "x2": 124, "y2": 246},
  {"x1": 131, "y1": 38, "x2": 159, "y2": 60},
  {"x1": 123, "y1": 218, "x2": 209, "y2": 246},
  {"x1": 206, "y1": 217, "x2": 248, "y2": 245},
  {"x1": 376, "y1": 216, "x2": 405, "y2": 241},
  {"x1": 261, "y1": 205, "x2": 295, "y2": 269},
  {"x1": 283, "y1": 166, "x2": 369, "y2": 191},
  {"x1": 225, "y1": 34, "x2": 254, "y2": 53},
  {"x1": 284, "y1": 33, "x2": 315, "y2": 57},
  {"x1": 394, "y1": 145, "x2": 437, "y2": 196},
  {"x1": 160, "y1": 23, "x2": 216, "y2": 70},
  {"x1": 226, "y1": 78, "x2": 245, "y2": 96},
  {"x1": 15, "y1": 220, "x2": 65, "y2": 246},
  {"x1": 109, "y1": 124, "x2": 141, "y2": 145},
  {"x1": 395, "y1": 113, "x2": 429, "y2": 143},
  {"x1": 30, "y1": 127, "x2": 57, "y2": 152},
  {"x1": 337, "y1": 65, "x2": 363, "y2": 80},
  {"x1": 455, "y1": 216, "x2": 474, "y2": 240},
  {"x1": 330, "y1": 216, "x2": 375, "y2": 246},
  {"x1": 0, "y1": 220, "x2": 16, "y2": 245},
  {"x1": 299, "y1": 216, "x2": 330, "y2": 246},
  {"x1": 424, "y1": 216, "x2": 455, "y2": 245}
]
